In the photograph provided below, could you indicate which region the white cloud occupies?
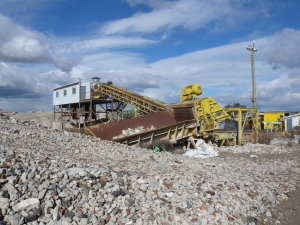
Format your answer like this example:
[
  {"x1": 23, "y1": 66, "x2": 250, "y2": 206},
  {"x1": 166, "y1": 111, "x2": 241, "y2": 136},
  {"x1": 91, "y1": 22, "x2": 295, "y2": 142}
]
[
  {"x1": 0, "y1": 1, "x2": 298, "y2": 113},
  {"x1": 264, "y1": 28, "x2": 300, "y2": 69},
  {"x1": 42, "y1": 69, "x2": 77, "y2": 88},
  {"x1": 234, "y1": 71, "x2": 300, "y2": 111},
  {"x1": 102, "y1": 0, "x2": 258, "y2": 35},
  {"x1": 0, "y1": 62, "x2": 52, "y2": 99},
  {"x1": 53, "y1": 56, "x2": 82, "y2": 73},
  {"x1": 256, "y1": 72, "x2": 300, "y2": 98},
  {"x1": 145, "y1": 42, "x2": 252, "y2": 91},
  {"x1": 0, "y1": 13, "x2": 52, "y2": 63},
  {"x1": 57, "y1": 36, "x2": 158, "y2": 53},
  {"x1": 82, "y1": 51, "x2": 147, "y2": 71},
  {"x1": 2, "y1": 29, "x2": 299, "y2": 112},
  {"x1": 0, "y1": 13, "x2": 87, "y2": 73},
  {"x1": 258, "y1": 92, "x2": 300, "y2": 111}
]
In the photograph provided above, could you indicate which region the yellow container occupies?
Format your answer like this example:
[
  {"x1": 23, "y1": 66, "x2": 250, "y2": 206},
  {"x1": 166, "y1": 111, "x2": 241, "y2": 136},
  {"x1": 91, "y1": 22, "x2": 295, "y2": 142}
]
[{"x1": 263, "y1": 112, "x2": 285, "y2": 131}]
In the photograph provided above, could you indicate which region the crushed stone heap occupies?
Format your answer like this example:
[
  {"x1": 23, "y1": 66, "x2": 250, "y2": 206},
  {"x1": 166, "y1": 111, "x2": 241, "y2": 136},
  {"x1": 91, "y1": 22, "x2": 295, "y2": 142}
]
[{"x1": 0, "y1": 116, "x2": 300, "y2": 225}]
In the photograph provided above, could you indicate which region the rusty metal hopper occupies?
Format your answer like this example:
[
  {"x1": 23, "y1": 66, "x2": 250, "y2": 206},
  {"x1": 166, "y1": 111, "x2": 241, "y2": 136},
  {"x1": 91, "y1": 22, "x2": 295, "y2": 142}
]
[{"x1": 87, "y1": 105, "x2": 194, "y2": 141}]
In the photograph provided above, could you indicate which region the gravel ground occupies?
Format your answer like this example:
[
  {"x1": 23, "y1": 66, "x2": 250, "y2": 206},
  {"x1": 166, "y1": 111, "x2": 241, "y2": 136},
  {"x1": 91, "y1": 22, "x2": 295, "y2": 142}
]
[
  {"x1": 219, "y1": 149, "x2": 300, "y2": 225},
  {"x1": 0, "y1": 114, "x2": 299, "y2": 225}
]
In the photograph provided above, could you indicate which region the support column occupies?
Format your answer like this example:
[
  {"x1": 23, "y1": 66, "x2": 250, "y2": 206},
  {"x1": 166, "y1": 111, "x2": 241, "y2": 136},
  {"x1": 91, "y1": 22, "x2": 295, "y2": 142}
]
[
  {"x1": 255, "y1": 109, "x2": 259, "y2": 143},
  {"x1": 69, "y1": 104, "x2": 71, "y2": 121},
  {"x1": 89, "y1": 100, "x2": 92, "y2": 126},
  {"x1": 238, "y1": 109, "x2": 242, "y2": 145},
  {"x1": 79, "y1": 102, "x2": 81, "y2": 132},
  {"x1": 60, "y1": 105, "x2": 62, "y2": 123}
]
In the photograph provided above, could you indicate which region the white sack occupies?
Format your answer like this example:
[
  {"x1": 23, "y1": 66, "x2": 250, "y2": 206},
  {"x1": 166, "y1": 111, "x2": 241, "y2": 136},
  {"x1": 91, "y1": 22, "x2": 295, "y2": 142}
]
[{"x1": 184, "y1": 139, "x2": 219, "y2": 158}]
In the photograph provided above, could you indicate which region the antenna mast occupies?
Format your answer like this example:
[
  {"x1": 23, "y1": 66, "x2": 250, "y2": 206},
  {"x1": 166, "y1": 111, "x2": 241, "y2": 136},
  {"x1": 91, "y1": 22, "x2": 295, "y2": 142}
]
[{"x1": 245, "y1": 41, "x2": 258, "y2": 109}]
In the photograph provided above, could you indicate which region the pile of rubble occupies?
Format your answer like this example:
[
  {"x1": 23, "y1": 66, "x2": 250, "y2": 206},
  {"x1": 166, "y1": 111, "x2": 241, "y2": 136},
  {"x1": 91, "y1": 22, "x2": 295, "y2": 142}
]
[
  {"x1": 113, "y1": 126, "x2": 156, "y2": 140},
  {"x1": 218, "y1": 142, "x2": 297, "y2": 155},
  {"x1": 0, "y1": 116, "x2": 300, "y2": 225}
]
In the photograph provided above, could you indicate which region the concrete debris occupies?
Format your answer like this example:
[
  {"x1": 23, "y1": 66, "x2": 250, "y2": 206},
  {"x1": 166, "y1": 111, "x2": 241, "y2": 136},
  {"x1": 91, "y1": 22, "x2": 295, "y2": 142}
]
[
  {"x1": 113, "y1": 125, "x2": 155, "y2": 139},
  {"x1": 218, "y1": 141, "x2": 297, "y2": 154},
  {"x1": 12, "y1": 198, "x2": 40, "y2": 212},
  {"x1": 0, "y1": 116, "x2": 299, "y2": 224}
]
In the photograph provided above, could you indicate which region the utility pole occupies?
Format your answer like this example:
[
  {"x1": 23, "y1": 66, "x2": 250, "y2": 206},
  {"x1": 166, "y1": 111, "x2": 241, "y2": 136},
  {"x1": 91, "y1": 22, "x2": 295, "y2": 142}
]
[{"x1": 246, "y1": 41, "x2": 258, "y2": 109}]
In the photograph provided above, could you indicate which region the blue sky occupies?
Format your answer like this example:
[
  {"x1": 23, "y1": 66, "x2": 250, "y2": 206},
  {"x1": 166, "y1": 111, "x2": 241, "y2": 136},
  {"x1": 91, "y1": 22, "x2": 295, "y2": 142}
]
[{"x1": 0, "y1": 0, "x2": 300, "y2": 112}]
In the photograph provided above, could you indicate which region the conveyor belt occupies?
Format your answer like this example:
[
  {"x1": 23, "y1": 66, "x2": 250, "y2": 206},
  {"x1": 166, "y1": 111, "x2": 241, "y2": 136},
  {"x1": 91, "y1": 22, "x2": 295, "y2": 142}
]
[{"x1": 98, "y1": 83, "x2": 166, "y2": 115}]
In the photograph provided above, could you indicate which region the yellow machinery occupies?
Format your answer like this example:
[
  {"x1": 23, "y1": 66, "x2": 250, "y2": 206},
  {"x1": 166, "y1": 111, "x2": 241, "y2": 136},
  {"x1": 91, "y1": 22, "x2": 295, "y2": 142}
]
[
  {"x1": 180, "y1": 84, "x2": 202, "y2": 103},
  {"x1": 181, "y1": 84, "x2": 259, "y2": 145},
  {"x1": 89, "y1": 82, "x2": 258, "y2": 147},
  {"x1": 193, "y1": 97, "x2": 229, "y2": 135},
  {"x1": 180, "y1": 84, "x2": 232, "y2": 136},
  {"x1": 261, "y1": 112, "x2": 285, "y2": 131},
  {"x1": 179, "y1": 84, "x2": 259, "y2": 146}
]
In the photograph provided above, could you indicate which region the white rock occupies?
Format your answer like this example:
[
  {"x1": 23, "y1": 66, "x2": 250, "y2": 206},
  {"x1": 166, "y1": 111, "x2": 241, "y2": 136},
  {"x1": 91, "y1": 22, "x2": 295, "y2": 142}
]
[
  {"x1": 165, "y1": 192, "x2": 174, "y2": 198},
  {"x1": 68, "y1": 167, "x2": 87, "y2": 176},
  {"x1": 137, "y1": 179, "x2": 146, "y2": 184},
  {"x1": 12, "y1": 198, "x2": 40, "y2": 212}
]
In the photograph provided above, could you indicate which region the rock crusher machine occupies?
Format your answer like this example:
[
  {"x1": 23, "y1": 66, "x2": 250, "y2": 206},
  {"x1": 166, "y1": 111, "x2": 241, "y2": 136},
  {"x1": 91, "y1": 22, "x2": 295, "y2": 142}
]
[{"x1": 87, "y1": 82, "x2": 259, "y2": 149}]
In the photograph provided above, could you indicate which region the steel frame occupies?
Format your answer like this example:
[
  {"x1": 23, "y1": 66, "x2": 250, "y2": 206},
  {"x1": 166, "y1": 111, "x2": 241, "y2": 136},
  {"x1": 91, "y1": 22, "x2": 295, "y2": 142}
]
[
  {"x1": 53, "y1": 99, "x2": 126, "y2": 129},
  {"x1": 98, "y1": 83, "x2": 166, "y2": 115},
  {"x1": 226, "y1": 107, "x2": 259, "y2": 145}
]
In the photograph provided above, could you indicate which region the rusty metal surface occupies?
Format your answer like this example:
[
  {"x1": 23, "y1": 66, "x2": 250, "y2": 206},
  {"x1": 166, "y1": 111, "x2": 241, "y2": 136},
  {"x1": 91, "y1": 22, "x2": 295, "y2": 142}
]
[
  {"x1": 171, "y1": 105, "x2": 194, "y2": 122},
  {"x1": 88, "y1": 109, "x2": 178, "y2": 141},
  {"x1": 169, "y1": 103, "x2": 194, "y2": 108}
]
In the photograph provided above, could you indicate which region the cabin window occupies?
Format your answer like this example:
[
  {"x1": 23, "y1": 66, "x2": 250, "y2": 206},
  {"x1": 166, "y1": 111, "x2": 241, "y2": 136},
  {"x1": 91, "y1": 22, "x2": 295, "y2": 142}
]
[
  {"x1": 72, "y1": 87, "x2": 76, "y2": 94},
  {"x1": 64, "y1": 90, "x2": 67, "y2": 96},
  {"x1": 56, "y1": 91, "x2": 59, "y2": 98}
]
